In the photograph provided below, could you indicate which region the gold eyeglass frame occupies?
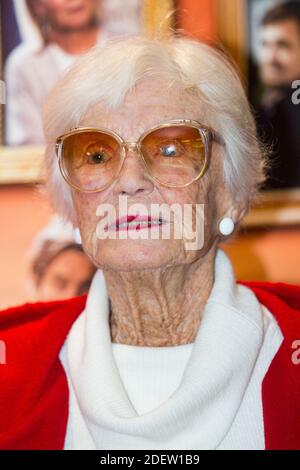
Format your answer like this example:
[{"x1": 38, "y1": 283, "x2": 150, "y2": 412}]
[{"x1": 55, "y1": 119, "x2": 225, "y2": 193}]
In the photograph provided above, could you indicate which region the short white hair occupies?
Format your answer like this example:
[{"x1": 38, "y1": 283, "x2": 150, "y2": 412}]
[{"x1": 43, "y1": 35, "x2": 267, "y2": 223}]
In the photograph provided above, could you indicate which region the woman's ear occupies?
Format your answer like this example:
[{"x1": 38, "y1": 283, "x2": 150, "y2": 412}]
[{"x1": 231, "y1": 204, "x2": 248, "y2": 225}]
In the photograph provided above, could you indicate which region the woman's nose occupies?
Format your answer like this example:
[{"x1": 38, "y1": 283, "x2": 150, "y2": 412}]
[{"x1": 112, "y1": 146, "x2": 154, "y2": 197}]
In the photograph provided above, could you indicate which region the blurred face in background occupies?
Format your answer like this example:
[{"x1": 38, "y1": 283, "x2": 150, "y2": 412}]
[
  {"x1": 32, "y1": 0, "x2": 100, "y2": 31},
  {"x1": 259, "y1": 19, "x2": 300, "y2": 87},
  {"x1": 36, "y1": 248, "x2": 96, "y2": 301}
]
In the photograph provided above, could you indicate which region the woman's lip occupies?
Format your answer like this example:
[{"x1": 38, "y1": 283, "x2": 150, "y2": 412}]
[{"x1": 104, "y1": 215, "x2": 167, "y2": 231}]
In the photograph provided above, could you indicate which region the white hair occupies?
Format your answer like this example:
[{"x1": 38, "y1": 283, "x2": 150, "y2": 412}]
[{"x1": 43, "y1": 35, "x2": 267, "y2": 223}]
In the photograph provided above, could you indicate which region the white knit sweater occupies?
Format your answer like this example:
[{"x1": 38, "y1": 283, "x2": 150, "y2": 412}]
[
  {"x1": 59, "y1": 249, "x2": 283, "y2": 450},
  {"x1": 111, "y1": 342, "x2": 194, "y2": 416}
]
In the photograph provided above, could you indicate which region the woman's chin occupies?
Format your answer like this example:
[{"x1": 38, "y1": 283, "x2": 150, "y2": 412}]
[{"x1": 94, "y1": 237, "x2": 179, "y2": 271}]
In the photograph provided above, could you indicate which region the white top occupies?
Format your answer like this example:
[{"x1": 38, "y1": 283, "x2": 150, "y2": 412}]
[
  {"x1": 112, "y1": 342, "x2": 194, "y2": 415},
  {"x1": 59, "y1": 248, "x2": 283, "y2": 450}
]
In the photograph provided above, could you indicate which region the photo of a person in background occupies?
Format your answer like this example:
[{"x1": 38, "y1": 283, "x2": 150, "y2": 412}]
[
  {"x1": 26, "y1": 215, "x2": 97, "y2": 301},
  {"x1": 29, "y1": 239, "x2": 97, "y2": 301},
  {"x1": 5, "y1": 0, "x2": 104, "y2": 146},
  {"x1": 254, "y1": 1, "x2": 300, "y2": 189},
  {"x1": 4, "y1": 0, "x2": 141, "y2": 146}
]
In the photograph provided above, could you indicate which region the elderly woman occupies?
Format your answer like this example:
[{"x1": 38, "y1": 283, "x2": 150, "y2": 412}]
[{"x1": 1, "y1": 36, "x2": 300, "y2": 451}]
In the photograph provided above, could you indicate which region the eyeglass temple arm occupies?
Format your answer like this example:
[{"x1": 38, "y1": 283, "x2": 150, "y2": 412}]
[{"x1": 211, "y1": 130, "x2": 226, "y2": 147}]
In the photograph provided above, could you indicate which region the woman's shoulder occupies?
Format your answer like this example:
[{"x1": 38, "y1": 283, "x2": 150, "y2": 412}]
[
  {"x1": 237, "y1": 279, "x2": 300, "y2": 339},
  {"x1": 0, "y1": 297, "x2": 86, "y2": 448},
  {"x1": 0, "y1": 296, "x2": 86, "y2": 342},
  {"x1": 237, "y1": 279, "x2": 300, "y2": 308},
  {"x1": 4, "y1": 42, "x2": 56, "y2": 81},
  {"x1": 5, "y1": 43, "x2": 38, "y2": 72}
]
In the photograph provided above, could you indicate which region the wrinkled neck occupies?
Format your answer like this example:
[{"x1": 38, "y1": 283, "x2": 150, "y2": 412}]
[{"x1": 103, "y1": 249, "x2": 216, "y2": 347}]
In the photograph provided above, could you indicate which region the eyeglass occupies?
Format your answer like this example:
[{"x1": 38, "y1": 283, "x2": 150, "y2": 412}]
[{"x1": 55, "y1": 119, "x2": 225, "y2": 193}]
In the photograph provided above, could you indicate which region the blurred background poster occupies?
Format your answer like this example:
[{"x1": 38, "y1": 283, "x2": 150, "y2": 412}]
[
  {"x1": 248, "y1": 0, "x2": 300, "y2": 190},
  {"x1": 1, "y1": 0, "x2": 142, "y2": 146}
]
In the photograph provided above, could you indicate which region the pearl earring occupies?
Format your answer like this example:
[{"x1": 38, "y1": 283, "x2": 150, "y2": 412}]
[{"x1": 219, "y1": 217, "x2": 234, "y2": 236}]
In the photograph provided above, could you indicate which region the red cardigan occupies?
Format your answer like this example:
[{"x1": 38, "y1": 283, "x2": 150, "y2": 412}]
[{"x1": 0, "y1": 280, "x2": 300, "y2": 450}]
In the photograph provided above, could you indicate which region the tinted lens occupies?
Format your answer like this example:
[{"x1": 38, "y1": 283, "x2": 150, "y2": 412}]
[
  {"x1": 140, "y1": 125, "x2": 207, "y2": 186},
  {"x1": 59, "y1": 130, "x2": 122, "y2": 191}
]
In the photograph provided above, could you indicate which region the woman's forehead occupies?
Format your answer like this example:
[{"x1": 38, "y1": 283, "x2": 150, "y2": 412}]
[{"x1": 79, "y1": 81, "x2": 203, "y2": 137}]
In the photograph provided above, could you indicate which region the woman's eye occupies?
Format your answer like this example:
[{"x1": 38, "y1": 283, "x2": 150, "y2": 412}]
[
  {"x1": 160, "y1": 143, "x2": 178, "y2": 157},
  {"x1": 86, "y1": 150, "x2": 106, "y2": 164},
  {"x1": 83, "y1": 142, "x2": 113, "y2": 165}
]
